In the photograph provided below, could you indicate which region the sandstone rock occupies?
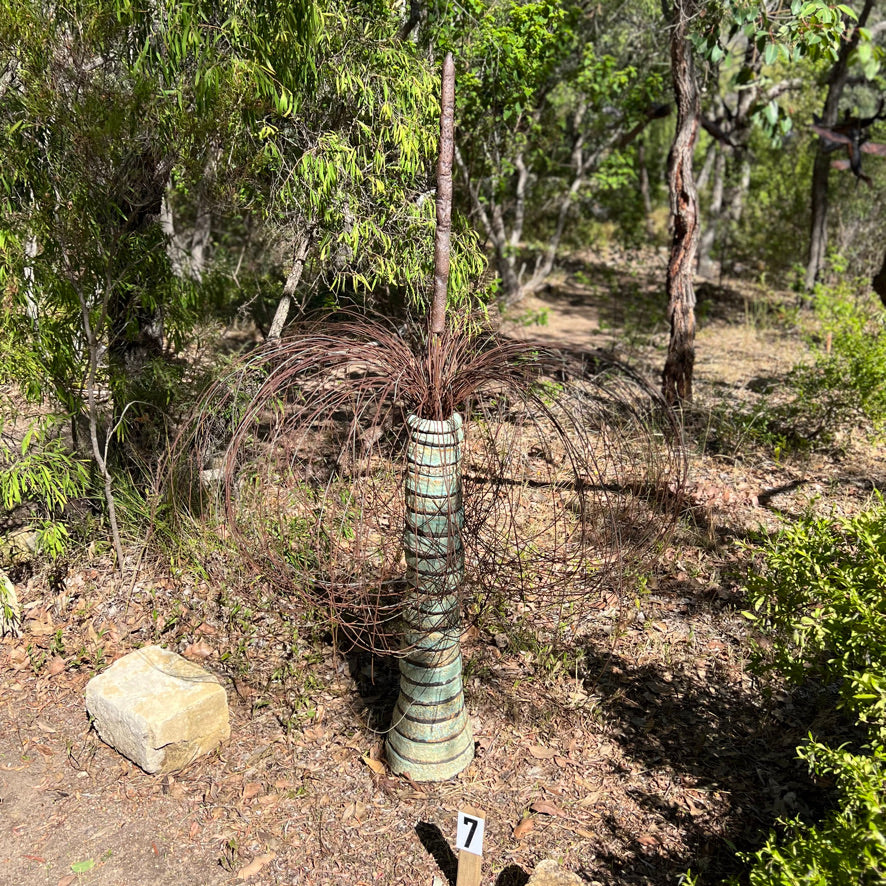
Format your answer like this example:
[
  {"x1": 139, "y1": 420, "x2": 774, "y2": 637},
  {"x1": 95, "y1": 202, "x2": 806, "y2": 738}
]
[
  {"x1": 526, "y1": 859, "x2": 584, "y2": 886},
  {"x1": 86, "y1": 645, "x2": 229, "y2": 774},
  {"x1": 0, "y1": 528, "x2": 38, "y2": 563}
]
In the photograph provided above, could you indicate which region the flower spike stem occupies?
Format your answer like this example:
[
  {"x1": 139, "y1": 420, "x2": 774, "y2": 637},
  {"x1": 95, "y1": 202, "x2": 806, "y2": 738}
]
[{"x1": 430, "y1": 52, "x2": 455, "y2": 337}]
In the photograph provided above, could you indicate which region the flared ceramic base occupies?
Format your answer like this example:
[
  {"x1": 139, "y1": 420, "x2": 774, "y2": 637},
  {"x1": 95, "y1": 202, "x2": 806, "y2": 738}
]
[{"x1": 386, "y1": 709, "x2": 474, "y2": 781}]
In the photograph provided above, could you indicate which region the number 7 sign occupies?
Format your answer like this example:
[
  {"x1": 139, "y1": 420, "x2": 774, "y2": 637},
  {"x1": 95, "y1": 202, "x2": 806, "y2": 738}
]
[{"x1": 456, "y1": 809, "x2": 486, "y2": 856}]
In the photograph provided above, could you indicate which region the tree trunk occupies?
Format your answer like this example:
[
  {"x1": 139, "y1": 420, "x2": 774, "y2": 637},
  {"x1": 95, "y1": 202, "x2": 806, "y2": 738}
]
[
  {"x1": 696, "y1": 144, "x2": 724, "y2": 278},
  {"x1": 806, "y1": 143, "x2": 835, "y2": 293},
  {"x1": 77, "y1": 287, "x2": 125, "y2": 574},
  {"x1": 720, "y1": 155, "x2": 752, "y2": 276},
  {"x1": 430, "y1": 53, "x2": 455, "y2": 336},
  {"x1": 267, "y1": 235, "x2": 310, "y2": 340},
  {"x1": 804, "y1": 0, "x2": 874, "y2": 292},
  {"x1": 662, "y1": 0, "x2": 700, "y2": 406},
  {"x1": 725, "y1": 155, "x2": 752, "y2": 228}
]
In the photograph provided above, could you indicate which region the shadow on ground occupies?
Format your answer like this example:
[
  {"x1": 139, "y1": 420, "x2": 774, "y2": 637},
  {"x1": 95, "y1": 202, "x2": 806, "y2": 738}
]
[
  {"x1": 416, "y1": 822, "x2": 530, "y2": 885},
  {"x1": 534, "y1": 257, "x2": 790, "y2": 341},
  {"x1": 346, "y1": 647, "x2": 400, "y2": 733},
  {"x1": 579, "y1": 641, "x2": 849, "y2": 884}
]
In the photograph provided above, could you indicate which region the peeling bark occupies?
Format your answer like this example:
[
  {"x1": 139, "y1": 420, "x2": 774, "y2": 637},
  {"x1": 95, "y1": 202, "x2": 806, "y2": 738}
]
[
  {"x1": 430, "y1": 52, "x2": 455, "y2": 336},
  {"x1": 662, "y1": 0, "x2": 700, "y2": 407}
]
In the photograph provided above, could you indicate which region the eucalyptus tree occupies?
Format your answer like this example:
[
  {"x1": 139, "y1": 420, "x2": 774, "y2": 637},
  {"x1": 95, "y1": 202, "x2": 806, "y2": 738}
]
[
  {"x1": 686, "y1": 0, "x2": 882, "y2": 287},
  {"x1": 248, "y1": 4, "x2": 485, "y2": 333},
  {"x1": 424, "y1": 0, "x2": 669, "y2": 303},
  {"x1": 659, "y1": 0, "x2": 867, "y2": 405},
  {"x1": 0, "y1": 0, "x2": 325, "y2": 564},
  {"x1": 661, "y1": 0, "x2": 701, "y2": 406},
  {"x1": 0, "y1": 0, "x2": 487, "y2": 565},
  {"x1": 694, "y1": 14, "x2": 814, "y2": 278},
  {"x1": 804, "y1": 0, "x2": 883, "y2": 290}
]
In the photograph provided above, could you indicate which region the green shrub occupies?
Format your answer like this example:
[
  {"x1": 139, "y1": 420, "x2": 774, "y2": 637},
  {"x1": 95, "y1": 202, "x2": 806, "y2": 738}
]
[
  {"x1": 0, "y1": 418, "x2": 90, "y2": 559},
  {"x1": 747, "y1": 504, "x2": 886, "y2": 735},
  {"x1": 745, "y1": 742, "x2": 886, "y2": 886},
  {"x1": 783, "y1": 285, "x2": 886, "y2": 443},
  {"x1": 740, "y1": 502, "x2": 886, "y2": 885},
  {"x1": 710, "y1": 282, "x2": 886, "y2": 457}
]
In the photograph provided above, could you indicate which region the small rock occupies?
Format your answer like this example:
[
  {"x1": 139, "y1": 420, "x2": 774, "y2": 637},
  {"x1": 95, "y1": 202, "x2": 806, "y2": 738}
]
[
  {"x1": 0, "y1": 528, "x2": 39, "y2": 562},
  {"x1": 86, "y1": 645, "x2": 229, "y2": 774},
  {"x1": 527, "y1": 859, "x2": 584, "y2": 885}
]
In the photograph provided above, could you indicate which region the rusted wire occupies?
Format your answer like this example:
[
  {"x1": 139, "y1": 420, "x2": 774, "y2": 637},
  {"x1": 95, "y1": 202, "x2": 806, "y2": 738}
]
[{"x1": 169, "y1": 313, "x2": 685, "y2": 654}]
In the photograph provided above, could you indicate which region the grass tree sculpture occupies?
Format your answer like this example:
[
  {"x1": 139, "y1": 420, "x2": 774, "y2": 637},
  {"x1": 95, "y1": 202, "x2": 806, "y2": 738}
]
[
  {"x1": 389, "y1": 54, "x2": 472, "y2": 778},
  {"x1": 175, "y1": 55, "x2": 685, "y2": 781}
]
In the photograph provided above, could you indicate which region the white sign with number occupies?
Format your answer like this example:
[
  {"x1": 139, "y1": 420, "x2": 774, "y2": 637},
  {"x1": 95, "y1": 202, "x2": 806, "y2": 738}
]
[{"x1": 456, "y1": 810, "x2": 485, "y2": 857}]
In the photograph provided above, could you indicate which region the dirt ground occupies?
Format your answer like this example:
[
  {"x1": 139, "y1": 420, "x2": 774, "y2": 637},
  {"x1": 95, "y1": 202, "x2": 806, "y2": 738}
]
[{"x1": 2, "y1": 251, "x2": 883, "y2": 886}]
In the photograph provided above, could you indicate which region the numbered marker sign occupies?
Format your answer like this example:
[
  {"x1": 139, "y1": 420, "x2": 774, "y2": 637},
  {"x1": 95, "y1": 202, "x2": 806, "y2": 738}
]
[{"x1": 456, "y1": 810, "x2": 485, "y2": 857}]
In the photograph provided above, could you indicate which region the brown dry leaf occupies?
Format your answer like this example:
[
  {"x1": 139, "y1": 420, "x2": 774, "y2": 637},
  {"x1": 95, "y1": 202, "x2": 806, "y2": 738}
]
[
  {"x1": 530, "y1": 800, "x2": 565, "y2": 817},
  {"x1": 571, "y1": 827, "x2": 595, "y2": 839},
  {"x1": 57, "y1": 876, "x2": 76, "y2": 886},
  {"x1": 637, "y1": 834, "x2": 661, "y2": 847},
  {"x1": 182, "y1": 641, "x2": 213, "y2": 661},
  {"x1": 236, "y1": 852, "x2": 276, "y2": 880},
  {"x1": 195, "y1": 622, "x2": 217, "y2": 636},
  {"x1": 528, "y1": 745, "x2": 557, "y2": 759},
  {"x1": 684, "y1": 795, "x2": 704, "y2": 816},
  {"x1": 577, "y1": 791, "x2": 601, "y2": 807},
  {"x1": 46, "y1": 656, "x2": 65, "y2": 676},
  {"x1": 233, "y1": 679, "x2": 254, "y2": 699},
  {"x1": 27, "y1": 614, "x2": 56, "y2": 636},
  {"x1": 362, "y1": 755, "x2": 386, "y2": 776},
  {"x1": 513, "y1": 817, "x2": 535, "y2": 840},
  {"x1": 242, "y1": 782, "x2": 263, "y2": 801}
]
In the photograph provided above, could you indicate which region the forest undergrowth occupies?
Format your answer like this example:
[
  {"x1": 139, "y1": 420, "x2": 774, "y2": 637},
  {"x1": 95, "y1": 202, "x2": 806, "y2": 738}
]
[{"x1": 1, "y1": 251, "x2": 885, "y2": 886}]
